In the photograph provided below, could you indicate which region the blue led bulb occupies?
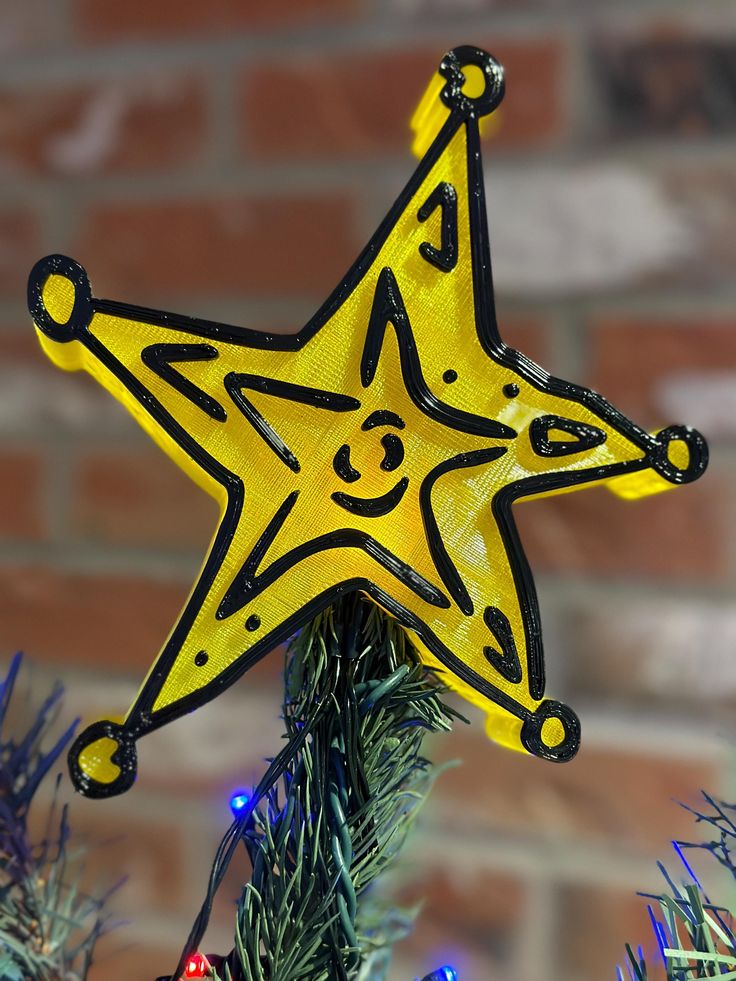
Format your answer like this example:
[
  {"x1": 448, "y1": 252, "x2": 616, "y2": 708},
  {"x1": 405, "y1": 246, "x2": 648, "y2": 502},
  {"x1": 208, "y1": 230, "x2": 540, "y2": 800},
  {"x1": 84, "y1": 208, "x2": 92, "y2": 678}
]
[
  {"x1": 229, "y1": 790, "x2": 250, "y2": 815},
  {"x1": 420, "y1": 968, "x2": 457, "y2": 981}
]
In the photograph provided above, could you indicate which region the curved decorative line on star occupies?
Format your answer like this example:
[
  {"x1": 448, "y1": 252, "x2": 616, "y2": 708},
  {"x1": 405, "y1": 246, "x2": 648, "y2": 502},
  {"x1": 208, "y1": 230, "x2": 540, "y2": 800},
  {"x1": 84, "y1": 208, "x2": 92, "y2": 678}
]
[
  {"x1": 483, "y1": 605, "x2": 522, "y2": 684},
  {"x1": 491, "y1": 453, "x2": 653, "y2": 700},
  {"x1": 361, "y1": 266, "x2": 517, "y2": 442},
  {"x1": 529, "y1": 415, "x2": 607, "y2": 458},
  {"x1": 418, "y1": 181, "x2": 458, "y2": 272},
  {"x1": 332, "y1": 476, "x2": 409, "y2": 518},
  {"x1": 362, "y1": 409, "x2": 405, "y2": 431},
  {"x1": 219, "y1": 489, "x2": 449, "y2": 621},
  {"x1": 419, "y1": 446, "x2": 508, "y2": 616},
  {"x1": 224, "y1": 372, "x2": 362, "y2": 474},
  {"x1": 333, "y1": 444, "x2": 361, "y2": 483},
  {"x1": 380, "y1": 432, "x2": 404, "y2": 471},
  {"x1": 142, "y1": 343, "x2": 228, "y2": 422}
]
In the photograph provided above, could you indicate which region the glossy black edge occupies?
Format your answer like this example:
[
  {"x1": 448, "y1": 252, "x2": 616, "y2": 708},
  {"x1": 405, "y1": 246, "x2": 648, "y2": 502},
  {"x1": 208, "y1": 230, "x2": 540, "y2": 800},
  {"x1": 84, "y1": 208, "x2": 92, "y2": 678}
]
[
  {"x1": 362, "y1": 409, "x2": 405, "y2": 431},
  {"x1": 28, "y1": 254, "x2": 93, "y2": 342},
  {"x1": 529, "y1": 415, "x2": 607, "y2": 458},
  {"x1": 221, "y1": 513, "x2": 449, "y2": 621},
  {"x1": 520, "y1": 699, "x2": 581, "y2": 763},
  {"x1": 457, "y1": 85, "x2": 712, "y2": 699},
  {"x1": 419, "y1": 446, "x2": 508, "y2": 617},
  {"x1": 332, "y1": 476, "x2": 410, "y2": 518},
  {"x1": 142, "y1": 343, "x2": 228, "y2": 422},
  {"x1": 380, "y1": 432, "x2": 404, "y2": 472},
  {"x1": 229, "y1": 373, "x2": 361, "y2": 412},
  {"x1": 361, "y1": 266, "x2": 517, "y2": 441},
  {"x1": 492, "y1": 452, "x2": 652, "y2": 700},
  {"x1": 112, "y1": 576, "x2": 574, "y2": 753},
  {"x1": 649, "y1": 425, "x2": 709, "y2": 485},
  {"x1": 28, "y1": 46, "x2": 708, "y2": 768},
  {"x1": 418, "y1": 181, "x2": 458, "y2": 271},
  {"x1": 333, "y1": 444, "x2": 361, "y2": 483},
  {"x1": 68, "y1": 718, "x2": 138, "y2": 799},
  {"x1": 218, "y1": 490, "x2": 300, "y2": 619},
  {"x1": 52, "y1": 327, "x2": 249, "y2": 757},
  {"x1": 438, "y1": 45, "x2": 505, "y2": 118},
  {"x1": 483, "y1": 605, "x2": 522, "y2": 684},
  {"x1": 224, "y1": 372, "x2": 362, "y2": 476},
  {"x1": 225, "y1": 377, "x2": 300, "y2": 473}
]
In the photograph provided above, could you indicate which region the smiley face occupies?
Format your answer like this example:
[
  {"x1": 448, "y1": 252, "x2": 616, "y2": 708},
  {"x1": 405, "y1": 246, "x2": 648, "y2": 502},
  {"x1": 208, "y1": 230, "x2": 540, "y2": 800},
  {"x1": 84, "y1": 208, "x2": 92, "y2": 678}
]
[{"x1": 331, "y1": 409, "x2": 409, "y2": 517}]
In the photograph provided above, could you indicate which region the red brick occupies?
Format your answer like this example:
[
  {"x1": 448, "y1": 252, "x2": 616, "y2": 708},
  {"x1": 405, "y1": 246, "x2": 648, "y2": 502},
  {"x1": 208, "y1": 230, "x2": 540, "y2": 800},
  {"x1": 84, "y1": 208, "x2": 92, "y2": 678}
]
[
  {"x1": 73, "y1": 448, "x2": 218, "y2": 550},
  {"x1": 517, "y1": 476, "x2": 728, "y2": 581},
  {"x1": 240, "y1": 39, "x2": 567, "y2": 160},
  {"x1": 76, "y1": 0, "x2": 360, "y2": 41},
  {"x1": 28, "y1": 804, "x2": 189, "y2": 917},
  {"x1": 566, "y1": 596, "x2": 736, "y2": 711},
  {"x1": 0, "y1": 75, "x2": 207, "y2": 178},
  {"x1": 0, "y1": 328, "x2": 45, "y2": 363},
  {"x1": 662, "y1": 167, "x2": 736, "y2": 289},
  {"x1": 0, "y1": 566, "x2": 189, "y2": 672},
  {"x1": 75, "y1": 193, "x2": 357, "y2": 301},
  {"x1": 0, "y1": 450, "x2": 45, "y2": 540},
  {"x1": 399, "y1": 857, "x2": 525, "y2": 930},
  {"x1": 0, "y1": 0, "x2": 63, "y2": 54},
  {"x1": 497, "y1": 313, "x2": 550, "y2": 367},
  {"x1": 0, "y1": 209, "x2": 39, "y2": 297},
  {"x1": 432, "y1": 731, "x2": 718, "y2": 853},
  {"x1": 588, "y1": 315, "x2": 736, "y2": 434},
  {"x1": 558, "y1": 884, "x2": 666, "y2": 981},
  {"x1": 593, "y1": 32, "x2": 736, "y2": 140}
]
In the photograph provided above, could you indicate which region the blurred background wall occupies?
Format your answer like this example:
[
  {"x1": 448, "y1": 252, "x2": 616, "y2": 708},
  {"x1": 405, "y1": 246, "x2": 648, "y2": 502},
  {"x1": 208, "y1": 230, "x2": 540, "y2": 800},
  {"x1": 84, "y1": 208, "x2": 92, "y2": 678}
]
[{"x1": 1, "y1": 1, "x2": 735, "y2": 979}]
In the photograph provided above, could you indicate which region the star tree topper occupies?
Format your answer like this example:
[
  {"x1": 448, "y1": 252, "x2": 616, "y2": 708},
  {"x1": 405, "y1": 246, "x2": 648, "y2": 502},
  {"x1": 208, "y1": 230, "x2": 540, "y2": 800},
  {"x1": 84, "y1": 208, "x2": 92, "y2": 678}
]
[{"x1": 28, "y1": 47, "x2": 707, "y2": 798}]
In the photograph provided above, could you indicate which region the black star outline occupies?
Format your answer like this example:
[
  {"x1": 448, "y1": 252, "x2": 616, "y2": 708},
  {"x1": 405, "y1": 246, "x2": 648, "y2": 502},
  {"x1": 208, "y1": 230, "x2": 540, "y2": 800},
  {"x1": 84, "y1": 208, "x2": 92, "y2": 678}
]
[{"x1": 27, "y1": 46, "x2": 708, "y2": 798}]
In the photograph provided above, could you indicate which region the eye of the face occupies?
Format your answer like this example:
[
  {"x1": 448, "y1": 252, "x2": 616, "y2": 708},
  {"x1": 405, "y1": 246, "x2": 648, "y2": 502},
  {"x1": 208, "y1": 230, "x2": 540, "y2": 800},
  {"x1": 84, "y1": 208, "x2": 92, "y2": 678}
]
[
  {"x1": 380, "y1": 433, "x2": 404, "y2": 472},
  {"x1": 530, "y1": 415, "x2": 607, "y2": 457}
]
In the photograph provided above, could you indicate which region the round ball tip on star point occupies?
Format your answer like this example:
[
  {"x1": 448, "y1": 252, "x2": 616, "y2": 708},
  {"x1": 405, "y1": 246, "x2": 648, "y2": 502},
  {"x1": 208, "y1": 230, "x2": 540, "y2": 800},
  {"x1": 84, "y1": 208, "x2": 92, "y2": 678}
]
[
  {"x1": 650, "y1": 424, "x2": 709, "y2": 485},
  {"x1": 68, "y1": 718, "x2": 137, "y2": 799},
  {"x1": 520, "y1": 699, "x2": 581, "y2": 763},
  {"x1": 27, "y1": 254, "x2": 93, "y2": 343}
]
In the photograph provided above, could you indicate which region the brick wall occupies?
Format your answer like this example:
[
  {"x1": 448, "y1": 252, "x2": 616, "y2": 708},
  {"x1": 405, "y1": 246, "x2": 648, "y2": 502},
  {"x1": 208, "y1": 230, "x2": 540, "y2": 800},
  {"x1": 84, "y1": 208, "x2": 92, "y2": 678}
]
[{"x1": 2, "y1": 2, "x2": 735, "y2": 979}]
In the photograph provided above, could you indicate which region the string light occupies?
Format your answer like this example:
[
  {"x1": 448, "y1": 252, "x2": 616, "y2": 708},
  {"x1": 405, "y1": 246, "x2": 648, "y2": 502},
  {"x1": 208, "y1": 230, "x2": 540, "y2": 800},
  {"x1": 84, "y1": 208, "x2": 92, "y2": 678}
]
[
  {"x1": 229, "y1": 790, "x2": 250, "y2": 816},
  {"x1": 182, "y1": 952, "x2": 210, "y2": 978}
]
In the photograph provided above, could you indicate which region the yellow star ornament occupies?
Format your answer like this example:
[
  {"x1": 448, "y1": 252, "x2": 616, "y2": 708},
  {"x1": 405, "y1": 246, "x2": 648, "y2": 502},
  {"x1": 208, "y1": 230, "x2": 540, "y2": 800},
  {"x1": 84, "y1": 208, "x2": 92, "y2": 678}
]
[{"x1": 28, "y1": 47, "x2": 707, "y2": 798}]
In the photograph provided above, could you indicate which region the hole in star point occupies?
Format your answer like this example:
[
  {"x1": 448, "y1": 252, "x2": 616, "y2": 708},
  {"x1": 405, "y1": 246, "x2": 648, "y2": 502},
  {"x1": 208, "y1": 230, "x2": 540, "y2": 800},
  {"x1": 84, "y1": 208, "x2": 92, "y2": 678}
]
[
  {"x1": 667, "y1": 438, "x2": 691, "y2": 470},
  {"x1": 541, "y1": 717, "x2": 565, "y2": 748},
  {"x1": 245, "y1": 615, "x2": 261, "y2": 632},
  {"x1": 503, "y1": 383, "x2": 519, "y2": 398},
  {"x1": 443, "y1": 369, "x2": 458, "y2": 384},
  {"x1": 194, "y1": 650, "x2": 209, "y2": 667},
  {"x1": 461, "y1": 63, "x2": 486, "y2": 99}
]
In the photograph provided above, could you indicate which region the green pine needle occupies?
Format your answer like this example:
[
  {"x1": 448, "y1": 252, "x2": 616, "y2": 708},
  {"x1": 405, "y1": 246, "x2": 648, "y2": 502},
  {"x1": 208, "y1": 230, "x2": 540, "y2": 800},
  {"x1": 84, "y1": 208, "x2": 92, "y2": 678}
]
[
  {"x1": 207, "y1": 596, "x2": 462, "y2": 981},
  {"x1": 0, "y1": 654, "x2": 113, "y2": 980},
  {"x1": 620, "y1": 793, "x2": 736, "y2": 980}
]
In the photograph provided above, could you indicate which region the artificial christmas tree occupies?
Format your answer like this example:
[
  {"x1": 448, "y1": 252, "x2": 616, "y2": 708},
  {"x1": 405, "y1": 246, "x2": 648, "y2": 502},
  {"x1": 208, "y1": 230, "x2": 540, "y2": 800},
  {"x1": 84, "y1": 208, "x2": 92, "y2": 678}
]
[{"x1": 22, "y1": 46, "x2": 709, "y2": 979}]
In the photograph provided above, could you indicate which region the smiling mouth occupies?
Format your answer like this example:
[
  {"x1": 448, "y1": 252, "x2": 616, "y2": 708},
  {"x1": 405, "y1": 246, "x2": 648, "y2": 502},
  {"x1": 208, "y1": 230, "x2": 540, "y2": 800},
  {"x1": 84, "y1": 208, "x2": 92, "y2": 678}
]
[{"x1": 331, "y1": 476, "x2": 409, "y2": 517}]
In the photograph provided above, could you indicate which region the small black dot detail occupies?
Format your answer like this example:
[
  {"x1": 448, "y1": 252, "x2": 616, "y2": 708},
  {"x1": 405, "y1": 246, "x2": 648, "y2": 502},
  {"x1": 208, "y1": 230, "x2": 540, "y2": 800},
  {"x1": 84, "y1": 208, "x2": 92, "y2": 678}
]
[
  {"x1": 246, "y1": 615, "x2": 261, "y2": 632},
  {"x1": 503, "y1": 383, "x2": 520, "y2": 398},
  {"x1": 194, "y1": 650, "x2": 209, "y2": 667},
  {"x1": 443, "y1": 369, "x2": 458, "y2": 384}
]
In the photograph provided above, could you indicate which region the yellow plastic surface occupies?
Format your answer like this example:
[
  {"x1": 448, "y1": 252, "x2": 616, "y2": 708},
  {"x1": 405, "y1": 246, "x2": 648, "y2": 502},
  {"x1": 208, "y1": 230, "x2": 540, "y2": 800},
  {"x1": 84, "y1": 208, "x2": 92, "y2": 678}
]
[{"x1": 31, "y1": 54, "x2": 697, "y2": 774}]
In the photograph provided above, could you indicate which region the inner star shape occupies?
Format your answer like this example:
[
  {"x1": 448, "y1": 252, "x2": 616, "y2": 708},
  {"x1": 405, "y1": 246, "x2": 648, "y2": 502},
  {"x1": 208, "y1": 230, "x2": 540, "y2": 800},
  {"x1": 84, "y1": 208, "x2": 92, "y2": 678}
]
[{"x1": 27, "y1": 46, "x2": 708, "y2": 798}]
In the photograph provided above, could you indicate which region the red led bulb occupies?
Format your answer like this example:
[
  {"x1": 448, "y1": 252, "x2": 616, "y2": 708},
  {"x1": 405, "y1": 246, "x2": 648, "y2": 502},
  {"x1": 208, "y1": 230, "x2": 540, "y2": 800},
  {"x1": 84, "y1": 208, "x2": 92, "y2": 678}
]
[{"x1": 182, "y1": 952, "x2": 210, "y2": 978}]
